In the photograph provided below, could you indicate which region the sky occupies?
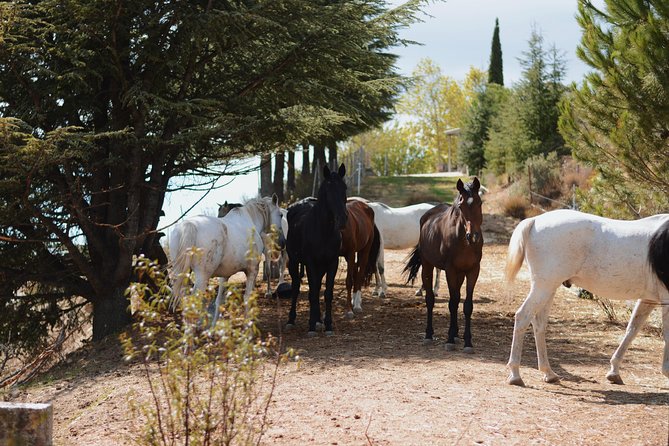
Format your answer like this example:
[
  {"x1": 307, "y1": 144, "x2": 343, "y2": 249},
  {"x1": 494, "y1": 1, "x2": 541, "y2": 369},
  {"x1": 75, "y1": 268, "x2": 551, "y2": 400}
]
[{"x1": 158, "y1": 0, "x2": 605, "y2": 231}]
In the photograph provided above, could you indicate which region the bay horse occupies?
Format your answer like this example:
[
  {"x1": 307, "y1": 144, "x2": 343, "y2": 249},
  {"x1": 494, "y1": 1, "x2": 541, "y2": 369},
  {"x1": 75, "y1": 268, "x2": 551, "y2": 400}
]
[
  {"x1": 286, "y1": 164, "x2": 348, "y2": 336},
  {"x1": 341, "y1": 199, "x2": 381, "y2": 316},
  {"x1": 505, "y1": 210, "x2": 669, "y2": 386},
  {"x1": 404, "y1": 178, "x2": 483, "y2": 352},
  {"x1": 358, "y1": 199, "x2": 440, "y2": 298},
  {"x1": 168, "y1": 195, "x2": 285, "y2": 322}
]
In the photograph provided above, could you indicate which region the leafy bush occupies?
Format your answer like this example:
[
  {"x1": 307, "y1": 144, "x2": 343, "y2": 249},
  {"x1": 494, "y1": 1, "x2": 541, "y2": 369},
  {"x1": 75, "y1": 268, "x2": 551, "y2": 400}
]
[
  {"x1": 122, "y1": 256, "x2": 290, "y2": 446},
  {"x1": 502, "y1": 195, "x2": 529, "y2": 219}
]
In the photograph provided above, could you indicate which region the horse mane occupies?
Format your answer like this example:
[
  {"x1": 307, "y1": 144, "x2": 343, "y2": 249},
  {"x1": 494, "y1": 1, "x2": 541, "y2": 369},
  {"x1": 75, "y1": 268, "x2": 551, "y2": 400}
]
[{"x1": 237, "y1": 196, "x2": 272, "y2": 223}]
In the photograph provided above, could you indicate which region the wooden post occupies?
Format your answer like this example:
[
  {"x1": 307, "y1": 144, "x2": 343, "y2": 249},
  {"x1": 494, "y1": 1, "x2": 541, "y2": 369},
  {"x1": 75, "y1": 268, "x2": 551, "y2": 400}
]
[{"x1": 0, "y1": 402, "x2": 53, "y2": 446}]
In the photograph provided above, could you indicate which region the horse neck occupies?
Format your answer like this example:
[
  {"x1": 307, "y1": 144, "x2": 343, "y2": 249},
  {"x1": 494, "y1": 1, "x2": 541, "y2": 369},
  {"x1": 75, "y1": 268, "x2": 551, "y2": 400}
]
[
  {"x1": 313, "y1": 200, "x2": 338, "y2": 234},
  {"x1": 244, "y1": 200, "x2": 270, "y2": 232}
]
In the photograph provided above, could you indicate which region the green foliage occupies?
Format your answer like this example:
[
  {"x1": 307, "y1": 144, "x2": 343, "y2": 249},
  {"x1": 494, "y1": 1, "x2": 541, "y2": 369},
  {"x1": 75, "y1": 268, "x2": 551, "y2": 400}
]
[
  {"x1": 0, "y1": 0, "x2": 430, "y2": 340},
  {"x1": 122, "y1": 256, "x2": 289, "y2": 446},
  {"x1": 526, "y1": 152, "x2": 562, "y2": 202},
  {"x1": 459, "y1": 83, "x2": 508, "y2": 174},
  {"x1": 488, "y1": 18, "x2": 504, "y2": 86},
  {"x1": 559, "y1": 0, "x2": 669, "y2": 216},
  {"x1": 396, "y1": 59, "x2": 470, "y2": 171},
  {"x1": 345, "y1": 123, "x2": 435, "y2": 176},
  {"x1": 485, "y1": 28, "x2": 567, "y2": 174},
  {"x1": 356, "y1": 175, "x2": 458, "y2": 206}
]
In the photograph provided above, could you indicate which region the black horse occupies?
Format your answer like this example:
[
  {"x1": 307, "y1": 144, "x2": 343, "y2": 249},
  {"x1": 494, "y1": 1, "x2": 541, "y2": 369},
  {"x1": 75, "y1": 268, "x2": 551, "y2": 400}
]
[{"x1": 286, "y1": 164, "x2": 348, "y2": 336}]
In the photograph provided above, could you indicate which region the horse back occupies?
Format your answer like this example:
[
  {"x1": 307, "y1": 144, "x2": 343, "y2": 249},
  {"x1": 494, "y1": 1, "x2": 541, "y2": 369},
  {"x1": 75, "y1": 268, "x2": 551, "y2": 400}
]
[
  {"x1": 528, "y1": 210, "x2": 668, "y2": 300},
  {"x1": 341, "y1": 200, "x2": 375, "y2": 253}
]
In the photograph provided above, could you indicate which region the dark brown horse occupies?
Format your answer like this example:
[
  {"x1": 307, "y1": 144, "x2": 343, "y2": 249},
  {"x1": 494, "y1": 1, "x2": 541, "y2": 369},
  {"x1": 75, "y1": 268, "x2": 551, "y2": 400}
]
[
  {"x1": 340, "y1": 199, "x2": 381, "y2": 317},
  {"x1": 404, "y1": 178, "x2": 483, "y2": 352}
]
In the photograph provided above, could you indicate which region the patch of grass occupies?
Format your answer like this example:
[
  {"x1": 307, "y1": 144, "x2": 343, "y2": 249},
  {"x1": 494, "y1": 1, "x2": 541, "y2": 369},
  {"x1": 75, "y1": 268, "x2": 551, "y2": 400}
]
[{"x1": 358, "y1": 176, "x2": 460, "y2": 206}]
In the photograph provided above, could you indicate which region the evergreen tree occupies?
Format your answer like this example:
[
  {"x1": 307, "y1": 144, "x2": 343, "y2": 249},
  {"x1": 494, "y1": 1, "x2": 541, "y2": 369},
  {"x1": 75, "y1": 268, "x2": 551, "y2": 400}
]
[
  {"x1": 488, "y1": 18, "x2": 504, "y2": 86},
  {"x1": 485, "y1": 28, "x2": 566, "y2": 173},
  {"x1": 559, "y1": 0, "x2": 669, "y2": 216},
  {"x1": 0, "y1": 0, "x2": 427, "y2": 342}
]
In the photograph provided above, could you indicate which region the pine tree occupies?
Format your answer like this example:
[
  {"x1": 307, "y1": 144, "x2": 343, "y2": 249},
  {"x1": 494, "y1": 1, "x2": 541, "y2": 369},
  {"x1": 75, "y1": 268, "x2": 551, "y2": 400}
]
[
  {"x1": 488, "y1": 18, "x2": 504, "y2": 86},
  {"x1": 559, "y1": 0, "x2": 669, "y2": 216}
]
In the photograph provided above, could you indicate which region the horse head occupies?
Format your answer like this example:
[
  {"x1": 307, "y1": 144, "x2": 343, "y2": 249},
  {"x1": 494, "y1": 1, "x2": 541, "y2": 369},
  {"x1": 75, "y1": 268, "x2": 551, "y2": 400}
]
[
  {"x1": 456, "y1": 177, "x2": 483, "y2": 245},
  {"x1": 319, "y1": 163, "x2": 348, "y2": 230},
  {"x1": 266, "y1": 194, "x2": 286, "y2": 249},
  {"x1": 218, "y1": 201, "x2": 242, "y2": 218}
]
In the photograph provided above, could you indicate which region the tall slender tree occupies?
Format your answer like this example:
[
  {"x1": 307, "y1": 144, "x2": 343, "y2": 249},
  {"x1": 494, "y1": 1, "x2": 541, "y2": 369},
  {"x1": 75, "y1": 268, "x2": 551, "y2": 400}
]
[{"x1": 488, "y1": 18, "x2": 504, "y2": 86}]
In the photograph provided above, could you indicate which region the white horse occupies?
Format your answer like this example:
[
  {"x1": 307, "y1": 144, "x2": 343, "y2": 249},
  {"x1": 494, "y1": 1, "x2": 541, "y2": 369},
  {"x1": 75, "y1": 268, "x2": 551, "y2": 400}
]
[
  {"x1": 350, "y1": 199, "x2": 439, "y2": 297},
  {"x1": 505, "y1": 209, "x2": 669, "y2": 386},
  {"x1": 169, "y1": 195, "x2": 285, "y2": 322},
  {"x1": 218, "y1": 202, "x2": 289, "y2": 299}
]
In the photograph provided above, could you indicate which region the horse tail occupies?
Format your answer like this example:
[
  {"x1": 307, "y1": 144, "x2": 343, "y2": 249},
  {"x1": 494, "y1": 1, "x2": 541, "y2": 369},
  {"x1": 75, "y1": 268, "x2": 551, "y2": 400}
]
[
  {"x1": 168, "y1": 220, "x2": 199, "y2": 311},
  {"x1": 648, "y1": 219, "x2": 669, "y2": 292},
  {"x1": 403, "y1": 244, "x2": 422, "y2": 285},
  {"x1": 505, "y1": 217, "x2": 535, "y2": 284},
  {"x1": 362, "y1": 225, "x2": 382, "y2": 286}
]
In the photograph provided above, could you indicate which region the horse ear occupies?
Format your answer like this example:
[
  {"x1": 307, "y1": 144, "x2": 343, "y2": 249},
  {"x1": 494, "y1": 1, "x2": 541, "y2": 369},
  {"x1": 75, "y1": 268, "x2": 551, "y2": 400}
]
[
  {"x1": 472, "y1": 177, "x2": 480, "y2": 190},
  {"x1": 456, "y1": 179, "x2": 466, "y2": 194},
  {"x1": 223, "y1": 201, "x2": 228, "y2": 206},
  {"x1": 323, "y1": 164, "x2": 331, "y2": 178},
  {"x1": 338, "y1": 163, "x2": 346, "y2": 177},
  {"x1": 272, "y1": 193, "x2": 279, "y2": 205}
]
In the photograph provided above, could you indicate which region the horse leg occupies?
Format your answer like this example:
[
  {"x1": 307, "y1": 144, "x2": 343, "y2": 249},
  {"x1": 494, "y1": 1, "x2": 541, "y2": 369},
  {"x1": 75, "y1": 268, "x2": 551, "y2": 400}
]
[
  {"x1": 323, "y1": 259, "x2": 338, "y2": 336},
  {"x1": 661, "y1": 304, "x2": 669, "y2": 380},
  {"x1": 353, "y1": 244, "x2": 373, "y2": 314},
  {"x1": 445, "y1": 269, "x2": 465, "y2": 351},
  {"x1": 306, "y1": 267, "x2": 325, "y2": 336},
  {"x1": 421, "y1": 263, "x2": 435, "y2": 344},
  {"x1": 373, "y1": 245, "x2": 387, "y2": 298},
  {"x1": 212, "y1": 277, "x2": 229, "y2": 325},
  {"x1": 507, "y1": 283, "x2": 557, "y2": 386},
  {"x1": 434, "y1": 268, "x2": 441, "y2": 297},
  {"x1": 606, "y1": 300, "x2": 654, "y2": 384},
  {"x1": 345, "y1": 255, "x2": 356, "y2": 318},
  {"x1": 462, "y1": 264, "x2": 480, "y2": 354},
  {"x1": 243, "y1": 261, "x2": 259, "y2": 310},
  {"x1": 286, "y1": 258, "x2": 301, "y2": 328},
  {"x1": 265, "y1": 256, "x2": 272, "y2": 299},
  {"x1": 532, "y1": 296, "x2": 559, "y2": 383}
]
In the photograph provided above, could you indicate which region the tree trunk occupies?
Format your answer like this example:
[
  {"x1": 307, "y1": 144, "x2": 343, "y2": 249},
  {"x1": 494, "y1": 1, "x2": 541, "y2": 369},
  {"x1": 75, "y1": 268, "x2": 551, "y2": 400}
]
[
  {"x1": 273, "y1": 151, "x2": 285, "y2": 203},
  {"x1": 301, "y1": 142, "x2": 310, "y2": 181},
  {"x1": 260, "y1": 153, "x2": 272, "y2": 197},
  {"x1": 92, "y1": 286, "x2": 132, "y2": 340},
  {"x1": 327, "y1": 139, "x2": 338, "y2": 169},
  {"x1": 313, "y1": 143, "x2": 327, "y2": 175},
  {"x1": 287, "y1": 150, "x2": 296, "y2": 197}
]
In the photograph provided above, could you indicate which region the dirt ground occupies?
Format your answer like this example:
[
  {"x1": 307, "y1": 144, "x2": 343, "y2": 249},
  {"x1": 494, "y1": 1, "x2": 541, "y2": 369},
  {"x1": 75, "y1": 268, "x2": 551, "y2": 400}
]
[{"x1": 14, "y1": 209, "x2": 669, "y2": 445}]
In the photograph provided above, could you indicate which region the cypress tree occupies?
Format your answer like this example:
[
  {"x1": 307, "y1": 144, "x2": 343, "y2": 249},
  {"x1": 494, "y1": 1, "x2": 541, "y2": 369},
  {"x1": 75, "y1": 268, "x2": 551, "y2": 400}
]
[{"x1": 488, "y1": 18, "x2": 504, "y2": 86}]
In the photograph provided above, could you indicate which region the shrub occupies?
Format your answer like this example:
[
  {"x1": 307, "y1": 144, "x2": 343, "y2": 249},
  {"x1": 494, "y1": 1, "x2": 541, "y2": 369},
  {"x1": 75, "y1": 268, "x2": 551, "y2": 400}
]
[
  {"x1": 123, "y1": 255, "x2": 290, "y2": 446},
  {"x1": 502, "y1": 195, "x2": 529, "y2": 219}
]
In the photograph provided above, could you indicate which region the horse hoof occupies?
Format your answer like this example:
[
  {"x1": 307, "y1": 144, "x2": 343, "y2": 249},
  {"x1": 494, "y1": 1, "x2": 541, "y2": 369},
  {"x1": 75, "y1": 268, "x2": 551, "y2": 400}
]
[
  {"x1": 422, "y1": 338, "x2": 434, "y2": 346},
  {"x1": 445, "y1": 343, "x2": 456, "y2": 351},
  {"x1": 285, "y1": 323, "x2": 295, "y2": 330},
  {"x1": 264, "y1": 293, "x2": 272, "y2": 299},
  {"x1": 379, "y1": 292, "x2": 386, "y2": 298},
  {"x1": 345, "y1": 311, "x2": 355, "y2": 319},
  {"x1": 325, "y1": 330, "x2": 334, "y2": 337},
  {"x1": 463, "y1": 346, "x2": 474, "y2": 354},
  {"x1": 307, "y1": 331, "x2": 317, "y2": 338},
  {"x1": 544, "y1": 375, "x2": 560, "y2": 384},
  {"x1": 315, "y1": 322, "x2": 324, "y2": 330},
  {"x1": 507, "y1": 376, "x2": 525, "y2": 387},
  {"x1": 606, "y1": 372, "x2": 624, "y2": 385},
  {"x1": 372, "y1": 290, "x2": 379, "y2": 297},
  {"x1": 415, "y1": 290, "x2": 423, "y2": 297},
  {"x1": 353, "y1": 307, "x2": 363, "y2": 314}
]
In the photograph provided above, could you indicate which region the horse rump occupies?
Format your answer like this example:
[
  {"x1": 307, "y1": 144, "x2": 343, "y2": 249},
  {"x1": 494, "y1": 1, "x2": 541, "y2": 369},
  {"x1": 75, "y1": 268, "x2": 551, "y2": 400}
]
[{"x1": 649, "y1": 219, "x2": 669, "y2": 292}]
